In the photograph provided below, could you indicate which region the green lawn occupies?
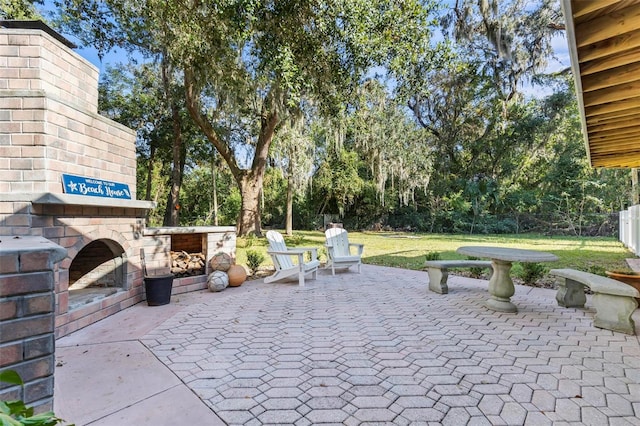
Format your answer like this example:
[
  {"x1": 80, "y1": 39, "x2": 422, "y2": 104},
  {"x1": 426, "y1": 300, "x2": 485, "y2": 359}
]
[{"x1": 236, "y1": 231, "x2": 636, "y2": 280}]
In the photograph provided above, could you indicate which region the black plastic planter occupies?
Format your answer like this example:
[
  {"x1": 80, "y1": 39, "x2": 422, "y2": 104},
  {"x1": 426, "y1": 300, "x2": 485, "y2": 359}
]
[{"x1": 144, "y1": 274, "x2": 174, "y2": 306}]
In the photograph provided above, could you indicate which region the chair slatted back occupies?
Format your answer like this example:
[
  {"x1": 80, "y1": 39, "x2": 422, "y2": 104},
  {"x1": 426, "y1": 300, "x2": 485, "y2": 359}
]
[
  {"x1": 266, "y1": 230, "x2": 294, "y2": 269},
  {"x1": 325, "y1": 228, "x2": 351, "y2": 257}
]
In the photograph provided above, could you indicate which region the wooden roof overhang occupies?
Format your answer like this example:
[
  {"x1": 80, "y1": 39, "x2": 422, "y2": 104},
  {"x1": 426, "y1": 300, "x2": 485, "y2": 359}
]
[{"x1": 562, "y1": 0, "x2": 640, "y2": 168}]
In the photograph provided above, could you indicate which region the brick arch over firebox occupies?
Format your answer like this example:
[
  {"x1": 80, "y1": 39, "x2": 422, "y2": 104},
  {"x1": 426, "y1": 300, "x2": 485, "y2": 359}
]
[{"x1": 64, "y1": 229, "x2": 132, "y2": 265}]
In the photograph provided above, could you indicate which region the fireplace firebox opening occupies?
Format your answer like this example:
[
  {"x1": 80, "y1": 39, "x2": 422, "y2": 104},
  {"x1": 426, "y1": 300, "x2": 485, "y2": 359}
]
[{"x1": 68, "y1": 239, "x2": 127, "y2": 310}]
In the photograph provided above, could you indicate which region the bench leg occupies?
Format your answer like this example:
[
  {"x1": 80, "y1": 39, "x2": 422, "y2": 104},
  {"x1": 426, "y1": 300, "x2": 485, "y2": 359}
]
[
  {"x1": 297, "y1": 256, "x2": 305, "y2": 287},
  {"x1": 555, "y1": 277, "x2": 586, "y2": 308},
  {"x1": 592, "y1": 293, "x2": 638, "y2": 335},
  {"x1": 428, "y1": 268, "x2": 448, "y2": 294}
]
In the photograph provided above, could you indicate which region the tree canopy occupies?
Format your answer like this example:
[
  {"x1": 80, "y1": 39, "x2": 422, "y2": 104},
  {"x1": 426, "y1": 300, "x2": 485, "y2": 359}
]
[
  {"x1": 47, "y1": 0, "x2": 633, "y2": 237},
  {"x1": 56, "y1": 0, "x2": 440, "y2": 235}
]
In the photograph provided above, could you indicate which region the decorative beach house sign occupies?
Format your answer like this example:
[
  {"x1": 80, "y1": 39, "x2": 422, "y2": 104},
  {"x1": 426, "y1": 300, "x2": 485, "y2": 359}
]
[{"x1": 62, "y1": 174, "x2": 131, "y2": 199}]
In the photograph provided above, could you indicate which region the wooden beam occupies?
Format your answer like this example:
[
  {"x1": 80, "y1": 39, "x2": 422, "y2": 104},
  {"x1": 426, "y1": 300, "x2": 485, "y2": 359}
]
[
  {"x1": 583, "y1": 82, "x2": 640, "y2": 107},
  {"x1": 590, "y1": 148, "x2": 640, "y2": 158},
  {"x1": 591, "y1": 154, "x2": 640, "y2": 168},
  {"x1": 587, "y1": 112, "x2": 640, "y2": 127},
  {"x1": 578, "y1": 30, "x2": 640, "y2": 62},
  {"x1": 572, "y1": 0, "x2": 621, "y2": 19},
  {"x1": 589, "y1": 124, "x2": 640, "y2": 137},
  {"x1": 591, "y1": 143, "x2": 640, "y2": 155},
  {"x1": 585, "y1": 97, "x2": 640, "y2": 117},
  {"x1": 589, "y1": 118, "x2": 640, "y2": 133},
  {"x1": 589, "y1": 131, "x2": 640, "y2": 145},
  {"x1": 581, "y1": 62, "x2": 640, "y2": 92},
  {"x1": 591, "y1": 148, "x2": 640, "y2": 157},
  {"x1": 589, "y1": 129, "x2": 640, "y2": 142},
  {"x1": 575, "y1": 3, "x2": 640, "y2": 48},
  {"x1": 580, "y1": 48, "x2": 640, "y2": 75},
  {"x1": 589, "y1": 134, "x2": 640, "y2": 148}
]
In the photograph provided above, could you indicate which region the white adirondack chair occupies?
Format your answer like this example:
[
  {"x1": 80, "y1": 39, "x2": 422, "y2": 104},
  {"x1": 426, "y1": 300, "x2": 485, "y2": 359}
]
[
  {"x1": 324, "y1": 228, "x2": 364, "y2": 275},
  {"x1": 264, "y1": 230, "x2": 320, "y2": 286}
]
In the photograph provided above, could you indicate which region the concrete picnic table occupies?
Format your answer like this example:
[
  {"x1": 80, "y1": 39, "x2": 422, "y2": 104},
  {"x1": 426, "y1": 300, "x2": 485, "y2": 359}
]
[{"x1": 456, "y1": 246, "x2": 559, "y2": 313}]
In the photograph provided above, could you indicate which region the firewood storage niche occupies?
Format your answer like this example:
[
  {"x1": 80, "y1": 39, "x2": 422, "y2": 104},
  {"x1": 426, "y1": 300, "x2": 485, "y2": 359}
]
[{"x1": 171, "y1": 233, "x2": 206, "y2": 277}]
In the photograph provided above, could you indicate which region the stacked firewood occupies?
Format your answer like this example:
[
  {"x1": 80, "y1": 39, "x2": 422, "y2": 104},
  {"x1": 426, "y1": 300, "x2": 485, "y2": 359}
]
[{"x1": 171, "y1": 251, "x2": 206, "y2": 277}]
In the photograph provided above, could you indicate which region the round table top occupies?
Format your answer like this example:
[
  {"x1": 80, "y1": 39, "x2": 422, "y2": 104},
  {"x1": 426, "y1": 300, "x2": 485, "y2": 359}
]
[{"x1": 456, "y1": 246, "x2": 559, "y2": 263}]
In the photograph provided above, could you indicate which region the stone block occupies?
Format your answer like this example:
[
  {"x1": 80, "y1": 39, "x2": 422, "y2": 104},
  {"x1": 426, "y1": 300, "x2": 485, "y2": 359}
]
[
  {"x1": 23, "y1": 376, "x2": 54, "y2": 405},
  {"x1": 9, "y1": 355, "x2": 54, "y2": 384},
  {"x1": 0, "y1": 271, "x2": 53, "y2": 297},
  {"x1": 23, "y1": 335, "x2": 54, "y2": 360},
  {"x1": 20, "y1": 251, "x2": 52, "y2": 272},
  {"x1": 0, "y1": 385, "x2": 21, "y2": 403},
  {"x1": 23, "y1": 293, "x2": 54, "y2": 315},
  {"x1": 55, "y1": 290, "x2": 68, "y2": 314},
  {"x1": 3, "y1": 214, "x2": 30, "y2": 227},
  {"x1": 0, "y1": 122, "x2": 21, "y2": 133},
  {"x1": 0, "y1": 342, "x2": 23, "y2": 367},
  {"x1": 0, "y1": 316, "x2": 54, "y2": 343},
  {"x1": 0, "y1": 253, "x2": 19, "y2": 274},
  {"x1": 0, "y1": 298, "x2": 17, "y2": 320}
]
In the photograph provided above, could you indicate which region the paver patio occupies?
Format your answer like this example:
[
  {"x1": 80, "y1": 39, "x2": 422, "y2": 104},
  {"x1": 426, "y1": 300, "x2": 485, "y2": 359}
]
[{"x1": 55, "y1": 265, "x2": 640, "y2": 425}]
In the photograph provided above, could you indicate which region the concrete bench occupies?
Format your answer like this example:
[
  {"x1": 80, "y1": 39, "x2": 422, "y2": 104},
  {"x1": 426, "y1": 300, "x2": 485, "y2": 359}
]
[
  {"x1": 425, "y1": 260, "x2": 493, "y2": 294},
  {"x1": 549, "y1": 268, "x2": 639, "y2": 335}
]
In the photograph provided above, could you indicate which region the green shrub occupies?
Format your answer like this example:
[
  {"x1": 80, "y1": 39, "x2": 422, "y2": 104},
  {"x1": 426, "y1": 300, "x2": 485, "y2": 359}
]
[
  {"x1": 518, "y1": 262, "x2": 546, "y2": 284},
  {"x1": 285, "y1": 233, "x2": 304, "y2": 245},
  {"x1": 425, "y1": 251, "x2": 441, "y2": 261},
  {"x1": 0, "y1": 370, "x2": 73, "y2": 425},
  {"x1": 239, "y1": 234, "x2": 256, "y2": 249},
  {"x1": 587, "y1": 264, "x2": 606, "y2": 276},
  {"x1": 246, "y1": 250, "x2": 265, "y2": 273},
  {"x1": 318, "y1": 246, "x2": 328, "y2": 263},
  {"x1": 463, "y1": 256, "x2": 484, "y2": 278}
]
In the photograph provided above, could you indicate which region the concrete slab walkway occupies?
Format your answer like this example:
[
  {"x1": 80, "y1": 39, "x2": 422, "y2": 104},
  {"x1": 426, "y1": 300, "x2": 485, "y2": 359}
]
[{"x1": 54, "y1": 265, "x2": 640, "y2": 425}]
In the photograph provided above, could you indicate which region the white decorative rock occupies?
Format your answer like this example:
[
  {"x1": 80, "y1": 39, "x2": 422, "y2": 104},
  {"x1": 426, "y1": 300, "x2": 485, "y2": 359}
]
[{"x1": 208, "y1": 271, "x2": 229, "y2": 292}]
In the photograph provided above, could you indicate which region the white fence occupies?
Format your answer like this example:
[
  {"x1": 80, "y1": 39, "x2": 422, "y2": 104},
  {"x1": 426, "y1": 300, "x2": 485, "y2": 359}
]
[{"x1": 620, "y1": 205, "x2": 640, "y2": 255}]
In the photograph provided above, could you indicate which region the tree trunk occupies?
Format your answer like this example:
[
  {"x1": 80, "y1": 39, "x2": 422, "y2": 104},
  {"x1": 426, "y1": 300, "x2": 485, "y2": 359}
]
[
  {"x1": 145, "y1": 145, "x2": 155, "y2": 201},
  {"x1": 145, "y1": 145, "x2": 156, "y2": 225},
  {"x1": 162, "y1": 57, "x2": 183, "y2": 227},
  {"x1": 285, "y1": 175, "x2": 293, "y2": 236},
  {"x1": 211, "y1": 157, "x2": 218, "y2": 226},
  {"x1": 238, "y1": 172, "x2": 263, "y2": 236},
  {"x1": 163, "y1": 150, "x2": 182, "y2": 226},
  {"x1": 184, "y1": 68, "x2": 279, "y2": 236}
]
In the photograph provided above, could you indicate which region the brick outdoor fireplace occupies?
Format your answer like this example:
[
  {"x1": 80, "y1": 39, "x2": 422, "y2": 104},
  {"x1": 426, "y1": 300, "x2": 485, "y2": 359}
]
[{"x1": 0, "y1": 22, "x2": 236, "y2": 339}]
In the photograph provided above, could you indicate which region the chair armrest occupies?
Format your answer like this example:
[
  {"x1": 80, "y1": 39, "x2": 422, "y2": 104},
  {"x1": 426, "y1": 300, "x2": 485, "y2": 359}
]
[
  {"x1": 267, "y1": 248, "x2": 318, "y2": 262},
  {"x1": 267, "y1": 249, "x2": 306, "y2": 255}
]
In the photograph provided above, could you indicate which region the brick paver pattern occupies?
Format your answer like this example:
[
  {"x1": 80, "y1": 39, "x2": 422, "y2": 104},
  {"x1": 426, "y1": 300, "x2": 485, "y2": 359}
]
[{"x1": 142, "y1": 265, "x2": 640, "y2": 425}]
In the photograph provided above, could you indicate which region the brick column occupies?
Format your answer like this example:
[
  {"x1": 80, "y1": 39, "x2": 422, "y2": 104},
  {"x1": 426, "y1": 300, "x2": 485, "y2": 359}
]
[{"x1": 0, "y1": 236, "x2": 66, "y2": 412}]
